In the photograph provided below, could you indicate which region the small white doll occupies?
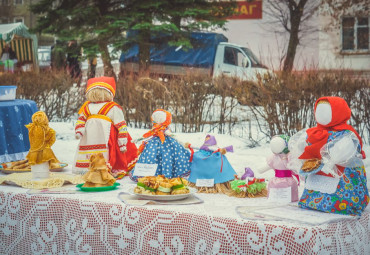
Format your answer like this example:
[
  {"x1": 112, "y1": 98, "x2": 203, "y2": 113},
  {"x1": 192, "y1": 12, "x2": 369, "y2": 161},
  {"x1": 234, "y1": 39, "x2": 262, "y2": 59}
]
[{"x1": 260, "y1": 135, "x2": 299, "y2": 202}]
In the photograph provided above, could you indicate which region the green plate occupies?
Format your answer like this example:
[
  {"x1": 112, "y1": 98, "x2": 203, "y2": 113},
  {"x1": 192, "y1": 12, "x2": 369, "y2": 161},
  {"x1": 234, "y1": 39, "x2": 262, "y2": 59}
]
[{"x1": 76, "y1": 182, "x2": 120, "y2": 192}]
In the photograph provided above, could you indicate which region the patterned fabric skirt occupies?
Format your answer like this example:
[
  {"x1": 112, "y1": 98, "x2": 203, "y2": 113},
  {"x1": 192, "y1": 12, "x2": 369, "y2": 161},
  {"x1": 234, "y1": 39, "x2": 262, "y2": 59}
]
[
  {"x1": 130, "y1": 136, "x2": 191, "y2": 181},
  {"x1": 299, "y1": 165, "x2": 369, "y2": 216}
]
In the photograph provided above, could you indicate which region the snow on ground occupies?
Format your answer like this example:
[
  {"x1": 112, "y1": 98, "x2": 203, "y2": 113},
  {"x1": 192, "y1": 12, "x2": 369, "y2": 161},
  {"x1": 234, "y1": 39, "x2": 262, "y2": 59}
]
[{"x1": 50, "y1": 121, "x2": 370, "y2": 181}]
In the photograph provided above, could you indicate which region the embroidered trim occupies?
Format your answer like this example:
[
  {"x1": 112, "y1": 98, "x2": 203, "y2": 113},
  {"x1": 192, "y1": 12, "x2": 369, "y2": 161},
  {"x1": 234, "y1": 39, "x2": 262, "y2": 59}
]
[
  {"x1": 98, "y1": 102, "x2": 117, "y2": 115},
  {"x1": 115, "y1": 121, "x2": 127, "y2": 129},
  {"x1": 86, "y1": 82, "x2": 115, "y2": 96},
  {"x1": 87, "y1": 114, "x2": 113, "y2": 123},
  {"x1": 82, "y1": 102, "x2": 91, "y2": 117},
  {"x1": 75, "y1": 162, "x2": 90, "y2": 168},
  {"x1": 78, "y1": 116, "x2": 87, "y2": 121},
  {"x1": 79, "y1": 144, "x2": 107, "y2": 150},
  {"x1": 78, "y1": 101, "x2": 90, "y2": 115},
  {"x1": 75, "y1": 124, "x2": 85, "y2": 130},
  {"x1": 78, "y1": 150, "x2": 107, "y2": 154},
  {"x1": 118, "y1": 133, "x2": 128, "y2": 138}
]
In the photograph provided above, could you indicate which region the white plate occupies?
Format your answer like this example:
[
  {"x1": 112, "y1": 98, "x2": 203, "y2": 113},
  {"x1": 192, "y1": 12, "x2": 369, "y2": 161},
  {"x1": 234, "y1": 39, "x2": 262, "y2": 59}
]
[{"x1": 128, "y1": 186, "x2": 198, "y2": 201}]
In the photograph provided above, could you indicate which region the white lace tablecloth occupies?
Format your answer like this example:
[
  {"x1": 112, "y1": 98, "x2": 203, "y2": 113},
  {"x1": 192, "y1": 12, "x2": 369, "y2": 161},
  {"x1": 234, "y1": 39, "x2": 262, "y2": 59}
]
[{"x1": 1, "y1": 171, "x2": 370, "y2": 255}]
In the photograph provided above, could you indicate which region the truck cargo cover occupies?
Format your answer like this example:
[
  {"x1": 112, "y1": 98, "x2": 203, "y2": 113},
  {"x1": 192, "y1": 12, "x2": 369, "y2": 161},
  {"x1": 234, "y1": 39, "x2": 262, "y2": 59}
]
[{"x1": 119, "y1": 32, "x2": 228, "y2": 68}]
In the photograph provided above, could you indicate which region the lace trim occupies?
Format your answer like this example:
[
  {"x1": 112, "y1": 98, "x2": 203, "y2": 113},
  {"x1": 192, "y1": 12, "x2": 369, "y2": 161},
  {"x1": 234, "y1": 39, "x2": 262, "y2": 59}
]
[
  {"x1": 304, "y1": 174, "x2": 340, "y2": 194},
  {"x1": 0, "y1": 173, "x2": 83, "y2": 189}
]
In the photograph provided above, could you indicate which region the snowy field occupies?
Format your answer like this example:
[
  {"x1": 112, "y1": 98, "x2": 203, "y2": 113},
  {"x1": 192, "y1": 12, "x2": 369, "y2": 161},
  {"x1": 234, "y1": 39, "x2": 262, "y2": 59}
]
[{"x1": 51, "y1": 121, "x2": 370, "y2": 181}]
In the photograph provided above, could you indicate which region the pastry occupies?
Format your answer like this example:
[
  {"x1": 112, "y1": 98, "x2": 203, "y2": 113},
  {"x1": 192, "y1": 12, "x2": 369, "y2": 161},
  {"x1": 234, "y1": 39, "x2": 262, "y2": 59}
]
[
  {"x1": 134, "y1": 176, "x2": 190, "y2": 195},
  {"x1": 156, "y1": 180, "x2": 173, "y2": 195},
  {"x1": 301, "y1": 158, "x2": 322, "y2": 172},
  {"x1": 82, "y1": 153, "x2": 116, "y2": 188}
]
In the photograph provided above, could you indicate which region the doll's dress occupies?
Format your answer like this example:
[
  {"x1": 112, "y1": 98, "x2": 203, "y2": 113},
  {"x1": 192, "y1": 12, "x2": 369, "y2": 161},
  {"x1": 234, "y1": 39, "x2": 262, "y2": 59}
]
[
  {"x1": 26, "y1": 124, "x2": 60, "y2": 166},
  {"x1": 299, "y1": 130, "x2": 369, "y2": 216},
  {"x1": 73, "y1": 101, "x2": 138, "y2": 175},
  {"x1": 130, "y1": 136, "x2": 191, "y2": 181},
  {"x1": 188, "y1": 149, "x2": 236, "y2": 184},
  {"x1": 266, "y1": 154, "x2": 298, "y2": 202}
]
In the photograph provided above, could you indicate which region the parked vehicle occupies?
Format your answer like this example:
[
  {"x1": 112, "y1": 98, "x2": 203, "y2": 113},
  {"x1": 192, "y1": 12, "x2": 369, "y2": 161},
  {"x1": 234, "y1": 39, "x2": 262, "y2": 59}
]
[{"x1": 119, "y1": 32, "x2": 270, "y2": 82}]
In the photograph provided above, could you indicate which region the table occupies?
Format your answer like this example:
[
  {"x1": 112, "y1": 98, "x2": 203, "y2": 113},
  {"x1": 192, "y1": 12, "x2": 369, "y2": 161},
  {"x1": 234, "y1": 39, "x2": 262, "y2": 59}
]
[
  {"x1": 0, "y1": 174, "x2": 369, "y2": 255},
  {"x1": 0, "y1": 99, "x2": 38, "y2": 163}
]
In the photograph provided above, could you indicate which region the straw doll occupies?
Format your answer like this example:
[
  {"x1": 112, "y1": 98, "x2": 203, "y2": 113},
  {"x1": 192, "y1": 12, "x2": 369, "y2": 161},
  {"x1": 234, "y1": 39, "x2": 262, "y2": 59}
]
[
  {"x1": 26, "y1": 111, "x2": 60, "y2": 179},
  {"x1": 290, "y1": 96, "x2": 368, "y2": 215},
  {"x1": 73, "y1": 76, "x2": 138, "y2": 177},
  {"x1": 130, "y1": 109, "x2": 191, "y2": 181},
  {"x1": 82, "y1": 153, "x2": 116, "y2": 187}
]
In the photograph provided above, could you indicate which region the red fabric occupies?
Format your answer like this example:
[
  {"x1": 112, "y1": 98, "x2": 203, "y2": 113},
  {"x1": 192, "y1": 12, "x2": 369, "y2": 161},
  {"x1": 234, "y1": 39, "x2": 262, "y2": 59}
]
[
  {"x1": 86, "y1": 76, "x2": 116, "y2": 96},
  {"x1": 108, "y1": 124, "x2": 138, "y2": 173},
  {"x1": 299, "y1": 97, "x2": 365, "y2": 160},
  {"x1": 189, "y1": 144, "x2": 194, "y2": 162}
]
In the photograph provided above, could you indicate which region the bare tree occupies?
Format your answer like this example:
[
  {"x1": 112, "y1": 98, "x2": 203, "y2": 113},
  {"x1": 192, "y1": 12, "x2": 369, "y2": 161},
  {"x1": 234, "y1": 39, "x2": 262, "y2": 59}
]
[{"x1": 263, "y1": 0, "x2": 320, "y2": 72}]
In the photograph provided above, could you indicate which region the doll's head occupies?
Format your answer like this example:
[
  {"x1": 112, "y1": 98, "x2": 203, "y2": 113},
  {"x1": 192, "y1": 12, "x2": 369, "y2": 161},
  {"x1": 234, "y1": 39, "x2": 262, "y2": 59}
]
[
  {"x1": 85, "y1": 76, "x2": 116, "y2": 102},
  {"x1": 314, "y1": 97, "x2": 351, "y2": 127},
  {"x1": 86, "y1": 88, "x2": 113, "y2": 102},
  {"x1": 151, "y1": 109, "x2": 172, "y2": 127},
  {"x1": 315, "y1": 99, "x2": 331, "y2": 125},
  {"x1": 32, "y1": 111, "x2": 49, "y2": 126},
  {"x1": 270, "y1": 135, "x2": 290, "y2": 154}
]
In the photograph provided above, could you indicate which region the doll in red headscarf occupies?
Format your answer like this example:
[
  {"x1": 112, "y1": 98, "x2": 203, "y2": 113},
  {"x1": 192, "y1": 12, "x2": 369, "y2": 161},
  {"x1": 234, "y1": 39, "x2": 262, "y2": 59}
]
[
  {"x1": 289, "y1": 97, "x2": 368, "y2": 216},
  {"x1": 129, "y1": 109, "x2": 191, "y2": 181},
  {"x1": 73, "y1": 76, "x2": 138, "y2": 177}
]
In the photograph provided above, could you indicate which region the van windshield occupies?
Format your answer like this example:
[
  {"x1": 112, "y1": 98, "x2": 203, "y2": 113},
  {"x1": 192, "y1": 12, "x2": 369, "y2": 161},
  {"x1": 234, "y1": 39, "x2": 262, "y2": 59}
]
[{"x1": 241, "y1": 47, "x2": 265, "y2": 68}]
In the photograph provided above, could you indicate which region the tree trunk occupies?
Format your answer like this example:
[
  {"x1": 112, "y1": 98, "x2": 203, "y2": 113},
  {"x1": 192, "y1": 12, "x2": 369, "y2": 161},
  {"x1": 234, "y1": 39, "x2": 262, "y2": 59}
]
[
  {"x1": 172, "y1": 16, "x2": 181, "y2": 28},
  {"x1": 283, "y1": 22, "x2": 300, "y2": 72},
  {"x1": 138, "y1": 28, "x2": 151, "y2": 75},
  {"x1": 98, "y1": 41, "x2": 116, "y2": 79},
  {"x1": 283, "y1": 0, "x2": 307, "y2": 73},
  {"x1": 87, "y1": 55, "x2": 97, "y2": 79}
]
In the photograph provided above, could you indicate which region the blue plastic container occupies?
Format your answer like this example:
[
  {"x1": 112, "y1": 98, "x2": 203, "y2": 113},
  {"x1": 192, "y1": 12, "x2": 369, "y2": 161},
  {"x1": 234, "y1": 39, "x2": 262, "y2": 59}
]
[{"x1": 0, "y1": 86, "x2": 17, "y2": 101}]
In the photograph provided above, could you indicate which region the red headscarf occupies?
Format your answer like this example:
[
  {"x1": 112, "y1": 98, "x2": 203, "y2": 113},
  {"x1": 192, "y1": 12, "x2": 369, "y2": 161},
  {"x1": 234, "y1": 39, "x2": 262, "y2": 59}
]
[{"x1": 299, "y1": 96, "x2": 365, "y2": 160}]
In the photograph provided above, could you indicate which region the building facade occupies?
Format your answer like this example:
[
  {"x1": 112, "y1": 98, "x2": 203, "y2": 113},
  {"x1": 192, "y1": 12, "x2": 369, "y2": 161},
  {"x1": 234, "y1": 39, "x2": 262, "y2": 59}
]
[
  {"x1": 318, "y1": 5, "x2": 369, "y2": 72},
  {"x1": 0, "y1": 0, "x2": 39, "y2": 29},
  {"x1": 0, "y1": 0, "x2": 54, "y2": 46}
]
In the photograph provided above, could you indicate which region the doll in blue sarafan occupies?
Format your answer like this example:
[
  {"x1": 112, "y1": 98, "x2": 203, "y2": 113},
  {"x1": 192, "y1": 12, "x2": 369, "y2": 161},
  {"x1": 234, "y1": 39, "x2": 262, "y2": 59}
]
[
  {"x1": 289, "y1": 96, "x2": 369, "y2": 216},
  {"x1": 129, "y1": 109, "x2": 191, "y2": 181},
  {"x1": 187, "y1": 135, "x2": 237, "y2": 194}
]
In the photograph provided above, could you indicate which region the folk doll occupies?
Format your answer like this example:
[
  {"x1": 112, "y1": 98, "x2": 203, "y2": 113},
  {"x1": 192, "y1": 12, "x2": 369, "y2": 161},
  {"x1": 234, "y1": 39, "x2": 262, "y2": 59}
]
[
  {"x1": 26, "y1": 111, "x2": 60, "y2": 179},
  {"x1": 73, "y1": 76, "x2": 138, "y2": 177},
  {"x1": 130, "y1": 109, "x2": 191, "y2": 181},
  {"x1": 292, "y1": 96, "x2": 368, "y2": 215},
  {"x1": 260, "y1": 135, "x2": 299, "y2": 202}
]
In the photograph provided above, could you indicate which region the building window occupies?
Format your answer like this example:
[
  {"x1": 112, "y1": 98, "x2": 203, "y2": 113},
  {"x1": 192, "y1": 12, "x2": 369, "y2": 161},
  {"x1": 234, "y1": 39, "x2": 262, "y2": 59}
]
[
  {"x1": 342, "y1": 17, "x2": 369, "y2": 52},
  {"x1": 14, "y1": 17, "x2": 24, "y2": 23},
  {"x1": 1, "y1": 0, "x2": 9, "y2": 6},
  {"x1": 14, "y1": 0, "x2": 23, "y2": 4}
]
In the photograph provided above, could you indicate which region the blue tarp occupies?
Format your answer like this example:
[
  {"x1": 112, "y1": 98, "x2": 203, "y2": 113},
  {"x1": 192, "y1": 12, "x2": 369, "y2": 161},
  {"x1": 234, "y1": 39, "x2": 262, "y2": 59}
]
[{"x1": 119, "y1": 32, "x2": 228, "y2": 68}]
